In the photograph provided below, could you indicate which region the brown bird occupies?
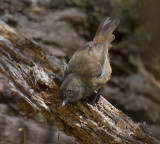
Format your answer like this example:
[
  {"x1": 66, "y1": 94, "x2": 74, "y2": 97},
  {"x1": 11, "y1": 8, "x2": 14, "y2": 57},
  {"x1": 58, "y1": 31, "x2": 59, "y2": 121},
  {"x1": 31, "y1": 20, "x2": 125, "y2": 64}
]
[{"x1": 60, "y1": 17, "x2": 120, "y2": 107}]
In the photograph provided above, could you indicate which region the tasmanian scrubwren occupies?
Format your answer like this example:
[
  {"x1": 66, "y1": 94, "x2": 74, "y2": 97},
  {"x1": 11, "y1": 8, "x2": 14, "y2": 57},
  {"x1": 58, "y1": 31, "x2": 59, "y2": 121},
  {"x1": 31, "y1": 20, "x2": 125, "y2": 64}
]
[{"x1": 60, "y1": 17, "x2": 120, "y2": 107}]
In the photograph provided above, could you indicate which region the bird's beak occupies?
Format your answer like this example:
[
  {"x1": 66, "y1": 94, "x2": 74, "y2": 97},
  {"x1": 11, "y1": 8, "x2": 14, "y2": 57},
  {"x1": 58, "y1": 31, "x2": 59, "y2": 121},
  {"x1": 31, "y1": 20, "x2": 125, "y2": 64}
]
[{"x1": 62, "y1": 98, "x2": 70, "y2": 107}]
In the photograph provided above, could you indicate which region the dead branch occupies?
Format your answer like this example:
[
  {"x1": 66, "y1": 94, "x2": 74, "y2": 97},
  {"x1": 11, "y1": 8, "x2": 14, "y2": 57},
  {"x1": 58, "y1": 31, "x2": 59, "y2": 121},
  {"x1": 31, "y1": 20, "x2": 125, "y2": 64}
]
[{"x1": 0, "y1": 20, "x2": 159, "y2": 144}]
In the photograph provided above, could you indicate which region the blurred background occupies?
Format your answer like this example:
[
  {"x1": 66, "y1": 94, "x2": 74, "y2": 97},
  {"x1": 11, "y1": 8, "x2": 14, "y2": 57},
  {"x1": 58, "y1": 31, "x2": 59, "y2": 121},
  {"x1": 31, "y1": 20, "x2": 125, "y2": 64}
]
[{"x1": 0, "y1": 0, "x2": 160, "y2": 143}]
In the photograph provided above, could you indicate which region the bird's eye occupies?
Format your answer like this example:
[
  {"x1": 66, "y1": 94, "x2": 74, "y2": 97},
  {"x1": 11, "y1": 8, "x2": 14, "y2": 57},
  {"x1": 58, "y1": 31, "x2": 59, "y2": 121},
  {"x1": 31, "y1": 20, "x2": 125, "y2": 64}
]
[{"x1": 68, "y1": 89, "x2": 72, "y2": 93}]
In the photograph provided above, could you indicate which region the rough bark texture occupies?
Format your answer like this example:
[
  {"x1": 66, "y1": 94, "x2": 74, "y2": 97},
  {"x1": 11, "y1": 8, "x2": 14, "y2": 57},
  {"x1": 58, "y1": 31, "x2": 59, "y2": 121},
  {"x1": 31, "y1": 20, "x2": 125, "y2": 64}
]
[{"x1": 0, "y1": 20, "x2": 159, "y2": 144}]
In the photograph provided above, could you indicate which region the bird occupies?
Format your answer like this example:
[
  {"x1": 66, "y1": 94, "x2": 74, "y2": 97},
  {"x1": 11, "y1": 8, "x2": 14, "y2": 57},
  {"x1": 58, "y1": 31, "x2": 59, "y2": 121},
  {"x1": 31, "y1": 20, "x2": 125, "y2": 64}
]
[{"x1": 60, "y1": 17, "x2": 120, "y2": 107}]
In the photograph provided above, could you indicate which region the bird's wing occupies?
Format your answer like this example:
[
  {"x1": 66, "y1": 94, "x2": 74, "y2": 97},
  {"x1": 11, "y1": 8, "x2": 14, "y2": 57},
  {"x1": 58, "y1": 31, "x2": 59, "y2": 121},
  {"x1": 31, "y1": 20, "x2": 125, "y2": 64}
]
[
  {"x1": 65, "y1": 42, "x2": 104, "y2": 78},
  {"x1": 65, "y1": 17, "x2": 119, "y2": 78}
]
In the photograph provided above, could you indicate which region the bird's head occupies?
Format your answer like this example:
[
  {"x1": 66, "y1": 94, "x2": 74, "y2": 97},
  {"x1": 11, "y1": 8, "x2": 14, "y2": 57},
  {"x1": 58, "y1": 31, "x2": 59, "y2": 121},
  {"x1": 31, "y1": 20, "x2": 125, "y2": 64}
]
[{"x1": 60, "y1": 74, "x2": 84, "y2": 107}]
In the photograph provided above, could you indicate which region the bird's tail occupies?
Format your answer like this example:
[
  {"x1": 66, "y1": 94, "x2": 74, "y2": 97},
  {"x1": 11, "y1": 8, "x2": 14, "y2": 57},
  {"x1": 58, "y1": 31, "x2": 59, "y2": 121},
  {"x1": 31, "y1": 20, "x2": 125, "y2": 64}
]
[{"x1": 93, "y1": 17, "x2": 120, "y2": 44}]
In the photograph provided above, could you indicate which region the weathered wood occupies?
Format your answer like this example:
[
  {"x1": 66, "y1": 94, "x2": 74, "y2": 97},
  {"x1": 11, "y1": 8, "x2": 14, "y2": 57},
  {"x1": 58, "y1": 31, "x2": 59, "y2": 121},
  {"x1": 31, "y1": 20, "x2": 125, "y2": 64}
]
[{"x1": 0, "y1": 20, "x2": 159, "y2": 144}]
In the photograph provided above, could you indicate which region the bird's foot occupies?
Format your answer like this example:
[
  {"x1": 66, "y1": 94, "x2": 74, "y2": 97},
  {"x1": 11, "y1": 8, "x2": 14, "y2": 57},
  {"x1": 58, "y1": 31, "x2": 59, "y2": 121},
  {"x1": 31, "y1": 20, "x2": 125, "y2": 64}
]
[
  {"x1": 87, "y1": 88, "x2": 102, "y2": 106},
  {"x1": 49, "y1": 73, "x2": 63, "y2": 86},
  {"x1": 90, "y1": 92, "x2": 100, "y2": 106}
]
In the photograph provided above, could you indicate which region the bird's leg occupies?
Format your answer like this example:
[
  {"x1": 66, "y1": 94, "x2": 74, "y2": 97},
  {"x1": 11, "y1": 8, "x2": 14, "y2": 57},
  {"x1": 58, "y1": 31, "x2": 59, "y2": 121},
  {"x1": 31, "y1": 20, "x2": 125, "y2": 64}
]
[
  {"x1": 49, "y1": 73, "x2": 63, "y2": 86},
  {"x1": 86, "y1": 88, "x2": 102, "y2": 105},
  {"x1": 92, "y1": 88, "x2": 102, "y2": 105}
]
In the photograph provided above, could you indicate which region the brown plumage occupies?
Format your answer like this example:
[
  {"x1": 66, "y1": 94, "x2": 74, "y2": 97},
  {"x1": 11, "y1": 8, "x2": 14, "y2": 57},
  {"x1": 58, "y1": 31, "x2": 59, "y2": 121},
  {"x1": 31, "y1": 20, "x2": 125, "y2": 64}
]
[{"x1": 60, "y1": 17, "x2": 120, "y2": 107}]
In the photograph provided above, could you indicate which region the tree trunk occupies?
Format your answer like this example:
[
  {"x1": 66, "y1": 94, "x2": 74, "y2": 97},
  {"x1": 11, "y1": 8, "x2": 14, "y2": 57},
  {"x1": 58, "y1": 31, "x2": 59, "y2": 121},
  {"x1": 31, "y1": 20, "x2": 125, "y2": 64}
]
[{"x1": 0, "y1": 20, "x2": 159, "y2": 144}]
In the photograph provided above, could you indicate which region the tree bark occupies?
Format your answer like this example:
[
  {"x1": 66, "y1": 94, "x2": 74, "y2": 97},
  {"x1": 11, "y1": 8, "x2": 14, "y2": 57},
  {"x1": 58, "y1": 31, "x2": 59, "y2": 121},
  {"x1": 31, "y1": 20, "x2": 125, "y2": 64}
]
[{"x1": 0, "y1": 20, "x2": 159, "y2": 144}]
